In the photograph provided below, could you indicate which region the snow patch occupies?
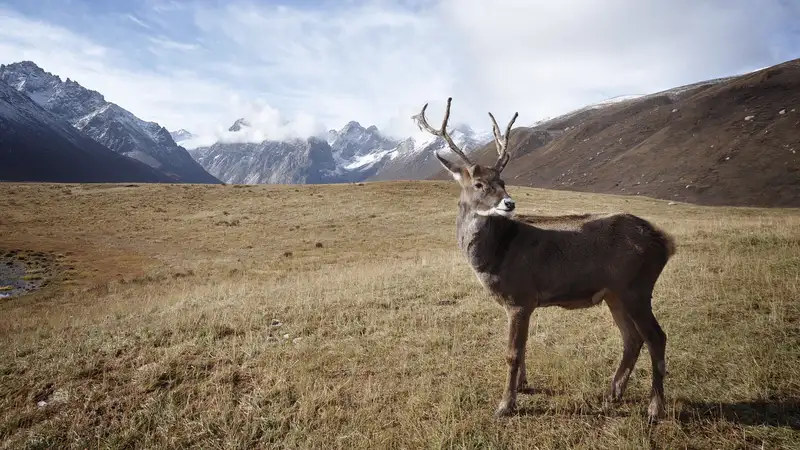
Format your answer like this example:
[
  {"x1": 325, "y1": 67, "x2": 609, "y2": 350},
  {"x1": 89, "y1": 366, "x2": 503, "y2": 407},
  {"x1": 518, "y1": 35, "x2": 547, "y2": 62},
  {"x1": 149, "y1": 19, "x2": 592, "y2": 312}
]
[{"x1": 343, "y1": 149, "x2": 392, "y2": 170}]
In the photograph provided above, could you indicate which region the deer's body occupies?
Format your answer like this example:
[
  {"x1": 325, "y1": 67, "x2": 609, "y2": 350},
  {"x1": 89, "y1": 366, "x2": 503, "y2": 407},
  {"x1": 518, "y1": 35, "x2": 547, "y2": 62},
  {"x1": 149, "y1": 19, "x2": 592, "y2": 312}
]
[
  {"x1": 458, "y1": 209, "x2": 674, "y2": 311},
  {"x1": 414, "y1": 98, "x2": 676, "y2": 423}
]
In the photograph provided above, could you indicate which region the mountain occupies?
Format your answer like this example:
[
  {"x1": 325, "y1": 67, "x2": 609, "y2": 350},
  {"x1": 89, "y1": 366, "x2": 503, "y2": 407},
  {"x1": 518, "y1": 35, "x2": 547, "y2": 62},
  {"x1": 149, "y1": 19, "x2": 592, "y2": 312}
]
[
  {"x1": 0, "y1": 78, "x2": 174, "y2": 183},
  {"x1": 326, "y1": 121, "x2": 401, "y2": 179},
  {"x1": 187, "y1": 136, "x2": 338, "y2": 184},
  {"x1": 368, "y1": 124, "x2": 492, "y2": 181},
  {"x1": 430, "y1": 58, "x2": 800, "y2": 208},
  {"x1": 185, "y1": 119, "x2": 395, "y2": 184},
  {"x1": 170, "y1": 129, "x2": 195, "y2": 143},
  {"x1": 228, "y1": 118, "x2": 251, "y2": 132},
  {"x1": 0, "y1": 61, "x2": 220, "y2": 184},
  {"x1": 329, "y1": 121, "x2": 398, "y2": 161},
  {"x1": 186, "y1": 118, "x2": 492, "y2": 185}
]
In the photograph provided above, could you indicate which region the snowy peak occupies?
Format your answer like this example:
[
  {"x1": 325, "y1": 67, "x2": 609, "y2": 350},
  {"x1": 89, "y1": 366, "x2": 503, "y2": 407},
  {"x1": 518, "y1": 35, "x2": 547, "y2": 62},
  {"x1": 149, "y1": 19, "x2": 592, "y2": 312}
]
[
  {"x1": 184, "y1": 113, "x2": 495, "y2": 186},
  {"x1": 0, "y1": 77, "x2": 174, "y2": 183},
  {"x1": 366, "y1": 125, "x2": 494, "y2": 182},
  {"x1": 228, "y1": 118, "x2": 251, "y2": 132},
  {"x1": 0, "y1": 61, "x2": 107, "y2": 120},
  {"x1": 0, "y1": 60, "x2": 220, "y2": 184},
  {"x1": 170, "y1": 129, "x2": 195, "y2": 143},
  {"x1": 327, "y1": 120, "x2": 399, "y2": 162},
  {"x1": 341, "y1": 120, "x2": 365, "y2": 133}
]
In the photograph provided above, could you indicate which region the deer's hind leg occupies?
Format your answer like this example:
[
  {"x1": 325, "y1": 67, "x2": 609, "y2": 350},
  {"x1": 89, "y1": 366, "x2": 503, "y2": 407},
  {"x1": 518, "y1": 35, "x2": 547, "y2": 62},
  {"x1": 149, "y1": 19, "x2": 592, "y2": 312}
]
[
  {"x1": 620, "y1": 286, "x2": 667, "y2": 422},
  {"x1": 605, "y1": 294, "x2": 644, "y2": 403},
  {"x1": 628, "y1": 304, "x2": 667, "y2": 422},
  {"x1": 625, "y1": 256, "x2": 670, "y2": 423}
]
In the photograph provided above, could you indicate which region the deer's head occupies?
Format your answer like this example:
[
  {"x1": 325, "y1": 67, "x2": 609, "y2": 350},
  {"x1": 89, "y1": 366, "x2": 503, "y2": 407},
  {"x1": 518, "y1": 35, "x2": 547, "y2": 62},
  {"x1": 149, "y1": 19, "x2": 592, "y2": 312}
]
[{"x1": 413, "y1": 97, "x2": 518, "y2": 217}]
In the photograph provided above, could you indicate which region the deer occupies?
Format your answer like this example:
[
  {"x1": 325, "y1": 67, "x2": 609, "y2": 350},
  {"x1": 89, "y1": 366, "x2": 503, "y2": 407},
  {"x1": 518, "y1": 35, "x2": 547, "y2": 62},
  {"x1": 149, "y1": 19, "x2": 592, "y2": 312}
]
[{"x1": 413, "y1": 97, "x2": 676, "y2": 423}]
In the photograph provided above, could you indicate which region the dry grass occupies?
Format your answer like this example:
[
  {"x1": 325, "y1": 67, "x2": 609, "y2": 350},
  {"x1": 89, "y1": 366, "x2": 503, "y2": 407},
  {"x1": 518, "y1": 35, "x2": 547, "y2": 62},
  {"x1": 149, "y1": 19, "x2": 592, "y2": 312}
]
[{"x1": 0, "y1": 181, "x2": 798, "y2": 449}]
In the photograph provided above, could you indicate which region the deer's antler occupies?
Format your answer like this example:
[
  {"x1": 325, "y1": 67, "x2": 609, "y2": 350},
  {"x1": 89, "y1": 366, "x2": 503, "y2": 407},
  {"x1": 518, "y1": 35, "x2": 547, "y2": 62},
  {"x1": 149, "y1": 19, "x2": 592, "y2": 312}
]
[
  {"x1": 488, "y1": 110, "x2": 518, "y2": 172},
  {"x1": 412, "y1": 97, "x2": 473, "y2": 166}
]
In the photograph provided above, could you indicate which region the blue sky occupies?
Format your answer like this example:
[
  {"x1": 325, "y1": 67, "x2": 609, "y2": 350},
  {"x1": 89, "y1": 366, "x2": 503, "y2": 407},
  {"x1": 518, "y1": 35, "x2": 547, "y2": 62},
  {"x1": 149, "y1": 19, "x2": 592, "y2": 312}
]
[{"x1": 1, "y1": 0, "x2": 798, "y2": 142}]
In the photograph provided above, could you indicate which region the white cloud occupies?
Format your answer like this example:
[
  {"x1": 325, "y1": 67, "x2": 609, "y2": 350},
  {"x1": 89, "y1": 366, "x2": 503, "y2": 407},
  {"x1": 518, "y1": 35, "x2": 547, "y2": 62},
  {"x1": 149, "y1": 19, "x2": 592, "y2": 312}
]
[
  {"x1": 148, "y1": 36, "x2": 200, "y2": 52},
  {"x1": 0, "y1": 0, "x2": 797, "y2": 145},
  {"x1": 441, "y1": 0, "x2": 792, "y2": 123},
  {"x1": 125, "y1": 14, "x2": 152, "y2": 30},
  {"x1": 180, "y1": 100, "x2": 329, "y2": 149}
]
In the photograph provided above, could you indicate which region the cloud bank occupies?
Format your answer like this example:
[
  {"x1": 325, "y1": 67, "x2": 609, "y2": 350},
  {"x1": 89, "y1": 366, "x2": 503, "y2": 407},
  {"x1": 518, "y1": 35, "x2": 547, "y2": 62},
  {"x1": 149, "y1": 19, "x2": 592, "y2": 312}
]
[{"x1": 0, "y1": 0, "x2": 797, "y2": 143}]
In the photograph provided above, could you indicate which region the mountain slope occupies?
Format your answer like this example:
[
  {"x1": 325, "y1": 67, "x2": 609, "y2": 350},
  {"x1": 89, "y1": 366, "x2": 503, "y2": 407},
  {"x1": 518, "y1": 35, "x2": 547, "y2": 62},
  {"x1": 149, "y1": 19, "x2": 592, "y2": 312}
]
[
  {"x1": 0, "y1": 61, "x2": 220, "y2": 184},
  {"x1": 188, "y1": 137, "x2": 339, "y2": 184},
  {"x1": 431, "y1": 58, "x2": 800, "y2": 207},
  {"x1": 187, "y1": 120, "x2": 400, "y2": 184},
  {"x1": 369, "y1": 125, "x2": 492, "y2": 181},
  {"x1": 0, "y1": 79, "x2": 174, "y2": 183},
  {"x1": 185, "y1": 118, "x2": 492, "y2": 185},
  {"x1": 170, "y1": 129, "x2": 195, "y2": 144}
]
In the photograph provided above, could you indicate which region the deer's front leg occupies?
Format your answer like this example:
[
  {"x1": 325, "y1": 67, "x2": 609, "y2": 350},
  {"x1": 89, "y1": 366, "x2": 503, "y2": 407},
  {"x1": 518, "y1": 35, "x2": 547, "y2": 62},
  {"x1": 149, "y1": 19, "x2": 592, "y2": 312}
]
[{"x1": 495, "y1": 306, "x2": 531, "y2": 418}]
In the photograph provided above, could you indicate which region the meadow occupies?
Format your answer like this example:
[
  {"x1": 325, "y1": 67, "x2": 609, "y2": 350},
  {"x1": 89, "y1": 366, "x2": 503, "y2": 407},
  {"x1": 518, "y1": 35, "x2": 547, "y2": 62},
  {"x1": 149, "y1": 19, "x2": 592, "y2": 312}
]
[{"x1": 0, "y1": 181, "x2": 798, "y2": 449}]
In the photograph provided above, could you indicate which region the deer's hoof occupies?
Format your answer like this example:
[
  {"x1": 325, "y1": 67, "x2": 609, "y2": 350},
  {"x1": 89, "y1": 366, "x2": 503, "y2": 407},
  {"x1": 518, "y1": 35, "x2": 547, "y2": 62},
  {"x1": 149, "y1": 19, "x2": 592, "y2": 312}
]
[
  {"x1": 494, "y1": 402, "x2": 516, "y2": 419},
  {"x1": 647, "y1": 398, "x2": 665, "y2": 424},
  {"x1": 604, "y1": 389, "x2": 622, "y2": 405},
  {"x1": 601, "y1": 396, "x2": 615, "y2": 412}
]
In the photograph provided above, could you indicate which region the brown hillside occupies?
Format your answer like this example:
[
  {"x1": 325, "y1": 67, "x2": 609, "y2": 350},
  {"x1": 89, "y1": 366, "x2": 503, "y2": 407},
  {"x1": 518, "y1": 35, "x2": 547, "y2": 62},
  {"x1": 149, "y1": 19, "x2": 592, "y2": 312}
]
[{"x1": 431, "y1": 58, "x2": 800, "y2": 207}]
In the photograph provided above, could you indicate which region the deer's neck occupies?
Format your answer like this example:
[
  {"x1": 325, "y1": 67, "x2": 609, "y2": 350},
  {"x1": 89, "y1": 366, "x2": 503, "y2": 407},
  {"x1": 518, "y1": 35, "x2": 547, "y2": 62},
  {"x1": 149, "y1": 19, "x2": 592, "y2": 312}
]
[{"x1": 456, "y1": 201, "x2": 519, "y2": 274}]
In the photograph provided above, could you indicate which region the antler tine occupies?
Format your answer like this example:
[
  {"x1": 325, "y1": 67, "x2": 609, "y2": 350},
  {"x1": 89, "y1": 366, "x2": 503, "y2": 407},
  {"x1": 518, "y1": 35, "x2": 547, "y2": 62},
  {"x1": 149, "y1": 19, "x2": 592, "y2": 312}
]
[
  {"x1": 413, "y1": 97, "x2": 472, "y2": 166},
  {"x1": 488, "y1": 110, "x2": 519, "y2": 172}
]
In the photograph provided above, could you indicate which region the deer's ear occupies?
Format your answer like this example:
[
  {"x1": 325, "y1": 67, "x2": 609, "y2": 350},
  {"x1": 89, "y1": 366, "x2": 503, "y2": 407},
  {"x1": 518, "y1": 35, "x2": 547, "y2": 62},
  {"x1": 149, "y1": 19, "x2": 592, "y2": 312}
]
[{"x1": 435, "y1": 151, "x2": 467, "y2": 182}]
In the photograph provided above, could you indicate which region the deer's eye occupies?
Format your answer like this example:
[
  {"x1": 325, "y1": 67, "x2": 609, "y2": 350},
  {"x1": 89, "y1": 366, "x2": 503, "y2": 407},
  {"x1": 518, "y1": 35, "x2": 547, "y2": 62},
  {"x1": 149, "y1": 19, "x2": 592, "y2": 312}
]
[{"x1": 473, "y1": 182, "x2": 483, "y2": 190}]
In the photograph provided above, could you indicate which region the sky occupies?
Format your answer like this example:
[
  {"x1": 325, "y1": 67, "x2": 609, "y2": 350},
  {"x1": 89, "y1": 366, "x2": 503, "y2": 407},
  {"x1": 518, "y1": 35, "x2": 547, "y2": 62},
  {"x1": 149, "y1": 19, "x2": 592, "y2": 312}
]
[{"x1": 0, "y1": 0, "x2": 798, "y2": 143}]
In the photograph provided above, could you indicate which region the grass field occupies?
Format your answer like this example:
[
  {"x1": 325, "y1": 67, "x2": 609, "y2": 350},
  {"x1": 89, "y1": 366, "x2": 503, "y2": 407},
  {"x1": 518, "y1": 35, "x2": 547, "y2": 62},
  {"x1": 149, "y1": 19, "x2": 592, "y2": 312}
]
[{"x1": 0, "y1": 181, "x2": 798, "y2": 449}]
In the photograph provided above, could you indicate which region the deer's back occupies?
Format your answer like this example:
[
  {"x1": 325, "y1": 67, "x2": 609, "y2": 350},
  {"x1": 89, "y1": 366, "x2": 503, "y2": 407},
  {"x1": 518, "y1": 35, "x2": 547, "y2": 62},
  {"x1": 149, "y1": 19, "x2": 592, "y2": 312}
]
[{"x1": 475, "y1": 212, "x2": 674, "y2": 305}]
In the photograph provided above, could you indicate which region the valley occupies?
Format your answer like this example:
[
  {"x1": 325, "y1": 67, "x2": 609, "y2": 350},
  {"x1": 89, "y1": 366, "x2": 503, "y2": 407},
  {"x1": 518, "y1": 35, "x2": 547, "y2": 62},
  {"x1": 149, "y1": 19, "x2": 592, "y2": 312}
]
[{"x1": 0, "y1": 182, "x2": 798, "y2": 449}]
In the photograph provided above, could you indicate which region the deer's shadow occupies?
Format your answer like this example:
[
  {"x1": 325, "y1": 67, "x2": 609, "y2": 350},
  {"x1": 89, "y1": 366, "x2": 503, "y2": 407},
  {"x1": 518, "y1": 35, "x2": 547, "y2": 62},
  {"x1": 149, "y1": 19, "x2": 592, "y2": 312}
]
[
  {"x1": 676, "y1": 398, "x2": 800, "y2": 430},
  {"x1": 514, "y1": 393, "x2": 800, "y2": 429}
]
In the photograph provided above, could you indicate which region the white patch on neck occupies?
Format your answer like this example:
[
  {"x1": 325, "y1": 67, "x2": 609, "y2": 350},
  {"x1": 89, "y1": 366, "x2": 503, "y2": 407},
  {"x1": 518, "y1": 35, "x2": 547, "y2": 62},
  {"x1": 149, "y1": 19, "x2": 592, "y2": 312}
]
[
  {"x1": 475, "y1": 208, "x2": 515, "y2": 218},
  {"x1": 475, "y1": 198, "x2": 515, "y2": 218}
]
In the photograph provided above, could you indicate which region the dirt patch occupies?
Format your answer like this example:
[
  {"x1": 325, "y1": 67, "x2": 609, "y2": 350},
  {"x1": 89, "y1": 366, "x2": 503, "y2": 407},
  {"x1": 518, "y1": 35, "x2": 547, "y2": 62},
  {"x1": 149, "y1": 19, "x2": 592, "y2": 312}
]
[{"x1": 0, "y1": 250, "x2": 60, "y2": 299}]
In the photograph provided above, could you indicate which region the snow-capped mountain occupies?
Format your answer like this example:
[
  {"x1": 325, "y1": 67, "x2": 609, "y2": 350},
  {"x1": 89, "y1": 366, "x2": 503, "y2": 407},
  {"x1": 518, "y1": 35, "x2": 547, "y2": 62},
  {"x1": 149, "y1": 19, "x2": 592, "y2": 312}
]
[
  {"x1": 0, "y1": 61, "x2": 220, "y2": 184},
  {"x1": 369, "y1": 124, "x2": 493, "y2": 181},
  {"x1": 228, "y1": 118, "x2": 251, "y2": 132},
  {"x1": 185, "y1": 117, "x2": 493, "y2": 185},
  {"x1": 187, "y1": 133, "x2": 338, "y2": 184},
  {"x1": 170, "y1": 129, "x2": 195, "y2": 144},
  {"x1": 0, "y1": 78, "x2": 173, "y2": 183},
  {"x1": 328, "y1": 121, "x2": 399, "y2": 162}
]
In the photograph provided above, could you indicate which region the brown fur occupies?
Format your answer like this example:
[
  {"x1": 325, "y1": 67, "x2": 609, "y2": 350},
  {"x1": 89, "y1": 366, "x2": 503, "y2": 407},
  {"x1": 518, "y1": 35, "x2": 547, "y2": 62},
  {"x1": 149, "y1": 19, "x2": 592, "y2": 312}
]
[{"x1": 415, "y1": 98, "x2": 677, "y2": 422}]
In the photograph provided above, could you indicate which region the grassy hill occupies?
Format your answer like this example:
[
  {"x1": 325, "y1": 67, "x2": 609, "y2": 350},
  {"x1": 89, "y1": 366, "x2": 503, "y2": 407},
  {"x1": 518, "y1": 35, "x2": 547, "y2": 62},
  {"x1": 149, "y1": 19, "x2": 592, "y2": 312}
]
[
  {"x1": 0, "y1": 182, "x2": 798, "y2": 449},
  {"x1": 432, "y1": 58, "x2": 800, "y2": 208}
]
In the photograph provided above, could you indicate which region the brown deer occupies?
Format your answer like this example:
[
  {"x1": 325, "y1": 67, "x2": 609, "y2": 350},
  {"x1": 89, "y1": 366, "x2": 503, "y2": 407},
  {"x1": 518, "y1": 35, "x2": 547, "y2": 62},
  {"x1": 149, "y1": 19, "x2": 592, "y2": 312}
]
[{"x1": 413, "y1": 97, "x2": 676, "y2": 422}]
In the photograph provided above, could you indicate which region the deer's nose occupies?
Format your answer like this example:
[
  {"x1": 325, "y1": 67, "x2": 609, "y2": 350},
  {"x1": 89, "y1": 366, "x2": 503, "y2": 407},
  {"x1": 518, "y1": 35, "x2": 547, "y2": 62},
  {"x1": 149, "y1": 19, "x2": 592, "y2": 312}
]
[{"x1": 503, "y1": 198, "x2": 515, "y2": 210}]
